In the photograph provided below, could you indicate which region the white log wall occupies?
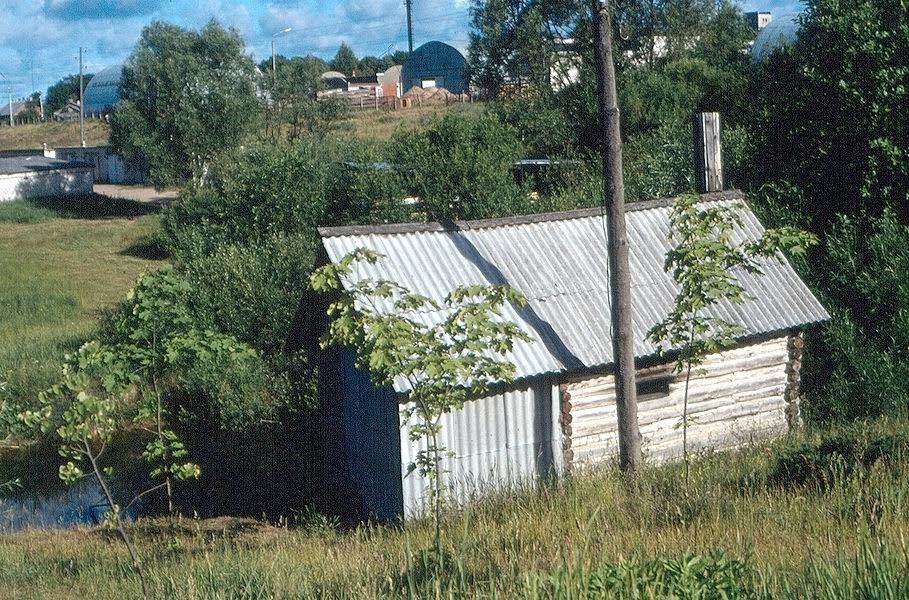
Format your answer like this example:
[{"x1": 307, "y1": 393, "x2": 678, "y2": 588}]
[{"x1": 562, "y1": 336, "x2": 793, "y2": 466}]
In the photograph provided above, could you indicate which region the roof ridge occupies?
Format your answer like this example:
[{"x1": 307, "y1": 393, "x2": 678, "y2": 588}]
[{"x1": 318, "y1": 190, "x2": 744, "y2": 238}]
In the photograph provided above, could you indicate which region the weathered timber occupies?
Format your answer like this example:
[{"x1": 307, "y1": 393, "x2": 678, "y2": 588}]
[{"x1": 564, "y1": 337, "x2": 791, "y2": 468}]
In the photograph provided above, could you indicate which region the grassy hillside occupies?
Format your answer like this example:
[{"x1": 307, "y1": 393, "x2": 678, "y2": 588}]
[
  {"x1": 0, "y1": 105, "x2": 477, "y2": 152},
  {"x1": 334, "y1": 103, "x2": 483, "y2": 142},
  {"x1": 0, "y1": 197, "x2": 164, "y2": 403},
  {"x1": 0, "y1": 419, "x2": 907, "y2": 598},
  {"x1": 0, "y1": 121, "x2": 111, "y2": 151}
]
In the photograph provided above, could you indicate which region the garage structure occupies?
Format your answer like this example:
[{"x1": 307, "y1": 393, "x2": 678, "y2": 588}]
[
  {"x1": 401, "y1": 41, "x2": 467, "y2": 94},
  {"x1": 0, "y1": 156, "x2": 94, "y2": 202},
  {"x1": 313, "y1": 191, "x2": 829, "y2": 520}
]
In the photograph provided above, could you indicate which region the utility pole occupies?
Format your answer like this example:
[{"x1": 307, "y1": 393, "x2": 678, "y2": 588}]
[
  {"x1": 79, "y1": 47, "x2": 85, "y2": 147},
  {"x1": 591, "y1": 0, "x2": 642, "y2": 474},
  {"x1": 271, "y1": 28, "x2": 292, "y2": 103},
  {"x1": 0, "y1": 71, "x2": 11, "y2": 127},
  {"x1": 405, "y1": 0, "x2": 414, "y2": 53}
]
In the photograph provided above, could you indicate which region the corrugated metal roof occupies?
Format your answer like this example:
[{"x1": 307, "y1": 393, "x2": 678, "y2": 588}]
[{"x1": 319, "y1": 192, "x2": 829, "y2": 392}]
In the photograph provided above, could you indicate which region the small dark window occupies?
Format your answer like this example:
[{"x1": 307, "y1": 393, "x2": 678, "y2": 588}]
[
  {"x1": 635, "y1": 367, "x2": 674, "y2": 399},
  {"x1": 637, "y1": 377, "x2": 670, "y2": 397}
]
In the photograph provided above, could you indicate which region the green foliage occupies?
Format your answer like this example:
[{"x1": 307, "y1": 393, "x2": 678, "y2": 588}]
[
  {"x1": 649, "y1": 195, "x2": 817, "y2": 479},
  {"x1": 180, "y1": 234, "x2": 315, "y2": 354},
  {"x1": 753, "y1": 0, "x2": 909, "y2": 225},
  {"x1": 357, "y1": 55, "x2": 393, "y2": 76},
  {"x1": 530, "y1": 551, "x2": 756, "y2": 598},
  {"x1": 311, "y1": 248, "x2": 530, "y2": 555},
  {"x1": 804, "y1": 210, "x2": 909, "y2": 421},
  {"x1": 110, "y1": 19, "x2": 261, "y2": 186},
  {"x1": 261, "y1": 55, "x2": 350, "y2": 143},
  {"x1": 649, "y1": 195, "x2": 817, "y2": 372},
  {"x1": 490, "y1": 95, "x2": 575, "y2": 157},
  {"x1": 97, "y1": 268, "x2": 273, "y2": 433},
  {"x1": 390, "y1": 112, "x2": 530, "y2": 220},
  {"x1": 467, "y1": 0, "x2": 571, "y2": 97},
  {"x1": 0, "y1": 201, "x2": 56, "y2": 224},
  {"x1": 770, "y1": 426, "x2": 909, "y2": 489},
  {"x1": 622, "y1": 123, "x2": 694, "y2": 200},
  {"x1": 44, "y1": 74, "x2": 92, "y2": 117},
  {"x1": 330, "y1": 42, "x2": 358, "y2": 76},
  {"x1": 162, "y1": 142, "x2": 334, "y2": 257}
]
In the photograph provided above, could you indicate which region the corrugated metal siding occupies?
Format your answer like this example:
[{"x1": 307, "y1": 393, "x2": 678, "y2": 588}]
[
  {"x1": 399, "y1": 377, "x2": 560, "y2": 518},
  {"x1": 321, "y1": 198, "x2": 829, "y2": 393},
  {"x1": 564, "y1": 337, "x2": 790, "y2": 465}
]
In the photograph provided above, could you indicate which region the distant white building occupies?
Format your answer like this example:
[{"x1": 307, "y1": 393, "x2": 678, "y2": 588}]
[
  {"x1": 549, "y1": 38, "x2": 581, "y2": 91},
  {"x1": 746, "y1": 11, "x2": 773, "y2": 31}
]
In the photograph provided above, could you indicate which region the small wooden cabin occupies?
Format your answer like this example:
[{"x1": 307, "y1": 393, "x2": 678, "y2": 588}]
[{"x1": 313, "y1": 191, "x2": 829, "y2": 520}]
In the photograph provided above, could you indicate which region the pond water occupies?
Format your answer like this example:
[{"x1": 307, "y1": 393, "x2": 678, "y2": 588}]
[{"x1": 0, "y1": 478, "x2": 141, "y2": 531}]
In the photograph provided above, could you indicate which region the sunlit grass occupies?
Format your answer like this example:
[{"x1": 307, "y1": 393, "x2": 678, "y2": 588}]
[
  {"x1": 0, "y1": 198, "x2": 164, "y2": 404},
  {"x1": 1, "y1": 418, "x2": 907, "y2": 598}
]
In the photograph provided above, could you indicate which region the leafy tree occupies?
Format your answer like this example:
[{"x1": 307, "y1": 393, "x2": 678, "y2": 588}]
[
  {"x1": 468, "y1": 0, "x2": 578, "y2": 97},
  {"x1": 648, "y1": 195, "x2": 817, "y2": 483},
  {"x1": 311, "y1": 248, "x2": 530, "y2": 557},
  {"x1": 752, "y1": 0, "x2": 909, "y2": 226},
  {"x1": 389, "y1": 112, "x2": 530, "y2": 220},
  {"x1": 45, "y1": 73, "x2": 92, "y2": 117},
  {"x1": 748, "y1": 0, "x2": 909, "y2": 421},
  {"x1": 110, "y1": 19, "x2": 261, "y2": 186},
  {"x1": 259, "y1": 55, "x2": 345, "y2": 142},
  {"x1": 388, "y1": 50, "x2": 410, "y2": 65},
  {"x1": 357, "y1": 55, "x2": 393, "y2": 75},
  {"x1": 330, "y1": 42, "x2": 359, "y2": 76}
]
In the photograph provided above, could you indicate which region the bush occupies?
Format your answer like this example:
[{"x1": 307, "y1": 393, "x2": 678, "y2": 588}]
[
  {"x1": 0, "y1": 202, "x2": 55, "y2": 224},
  {"x1": 389, "y1": 112, "x2": 531, "y2": 221},
  {"x1": 529, "y1": 551, "x2": 757, "y2": 599},
  {"x1": 622, "y1": 123, "x2": 694, "y2": 200},
  {"x1": 806, "y1": 210, "x2": 909, "y2": 421},
  {"x1": 181, "y1": 234, "x2": 315, "y2": 355},
  {"x1": 161, "y1": 141, "x2": 336, "y2": 259},
  {"x1": 769, "y1": 425, "x2": 909, "y2": 489}
]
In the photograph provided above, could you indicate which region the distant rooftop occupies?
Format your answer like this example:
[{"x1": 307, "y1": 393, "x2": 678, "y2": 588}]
[{"x1": 0, "y1": 156, "x2": 94, "y2": 176}]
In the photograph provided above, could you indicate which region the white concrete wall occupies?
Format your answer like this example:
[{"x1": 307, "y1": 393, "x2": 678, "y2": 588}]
[
  {"x1": 0, "y1": 168, "x2": 94, "y2": 202},
  {"x1": 562, "y1": 336, "x2": 793, "y2": 466},
  {"x1": 48, "y1": 147, "x2": 146, "y2": 185},
  {"x1": 399, "y1": 376, "x2": 562, "y2": 518}
]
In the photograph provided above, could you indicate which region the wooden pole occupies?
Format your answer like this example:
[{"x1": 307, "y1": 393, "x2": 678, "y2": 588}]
[
  {"x1": 591, "y1": 0, "x2": 642, "y2": 474},
  {"x1": 693, "y1": 112, "x2": 723, "y2": 193},
  {"x1": 79, "y1": 47, "x2": 85, "y2": 147}
]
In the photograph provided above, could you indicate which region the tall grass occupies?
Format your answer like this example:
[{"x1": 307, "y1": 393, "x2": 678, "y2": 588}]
[
  {"x1": 1, "y1": 419, "x2": 907, "y2": 598},
  {"x1": 0, "y1": 200, "x2": 164, "y2": 405}
]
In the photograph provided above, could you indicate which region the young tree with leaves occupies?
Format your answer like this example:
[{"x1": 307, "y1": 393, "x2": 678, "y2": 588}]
[
  {"x1": 647, "y1": 195, "x2": 817, "y2": 485},
  {"x1": 311, "y1": 248, "x2": 530, "y2": 557},
  {"x1": 18, "y1": 268, "x2": 263, "y2": 598}
]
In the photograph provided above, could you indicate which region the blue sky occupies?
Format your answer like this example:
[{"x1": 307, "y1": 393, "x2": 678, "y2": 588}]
[{"x1": 0, "y1": 0, "x2": 803, "y2": 101}]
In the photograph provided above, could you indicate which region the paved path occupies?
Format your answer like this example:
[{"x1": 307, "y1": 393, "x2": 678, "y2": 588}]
[{"x1": 94, "y1": 183, "x2": 179, "y2": 207}]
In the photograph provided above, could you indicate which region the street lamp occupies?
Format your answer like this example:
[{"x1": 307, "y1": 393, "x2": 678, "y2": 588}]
[{"x1": 271, "y1": 28, "x2": 293, "y2": 92}]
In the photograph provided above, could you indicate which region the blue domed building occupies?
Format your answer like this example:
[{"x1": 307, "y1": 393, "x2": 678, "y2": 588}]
[
  {"x1": 401, "y1": 41, "x2": 467, "y2": 94},
  {"x1": 751, "y1": 14, "x2": 801, "y2": 62},
  {"x1": 82, "y1": 64, "x2": 123, "y2": 115}
]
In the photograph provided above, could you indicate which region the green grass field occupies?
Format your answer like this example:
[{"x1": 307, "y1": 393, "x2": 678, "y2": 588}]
[
  {"x1": 1, "y1": 419, "x2": 907, "y2": 598},
  {"x1": 0, "y1": 197, "x2": 164, "y2": 405}
]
